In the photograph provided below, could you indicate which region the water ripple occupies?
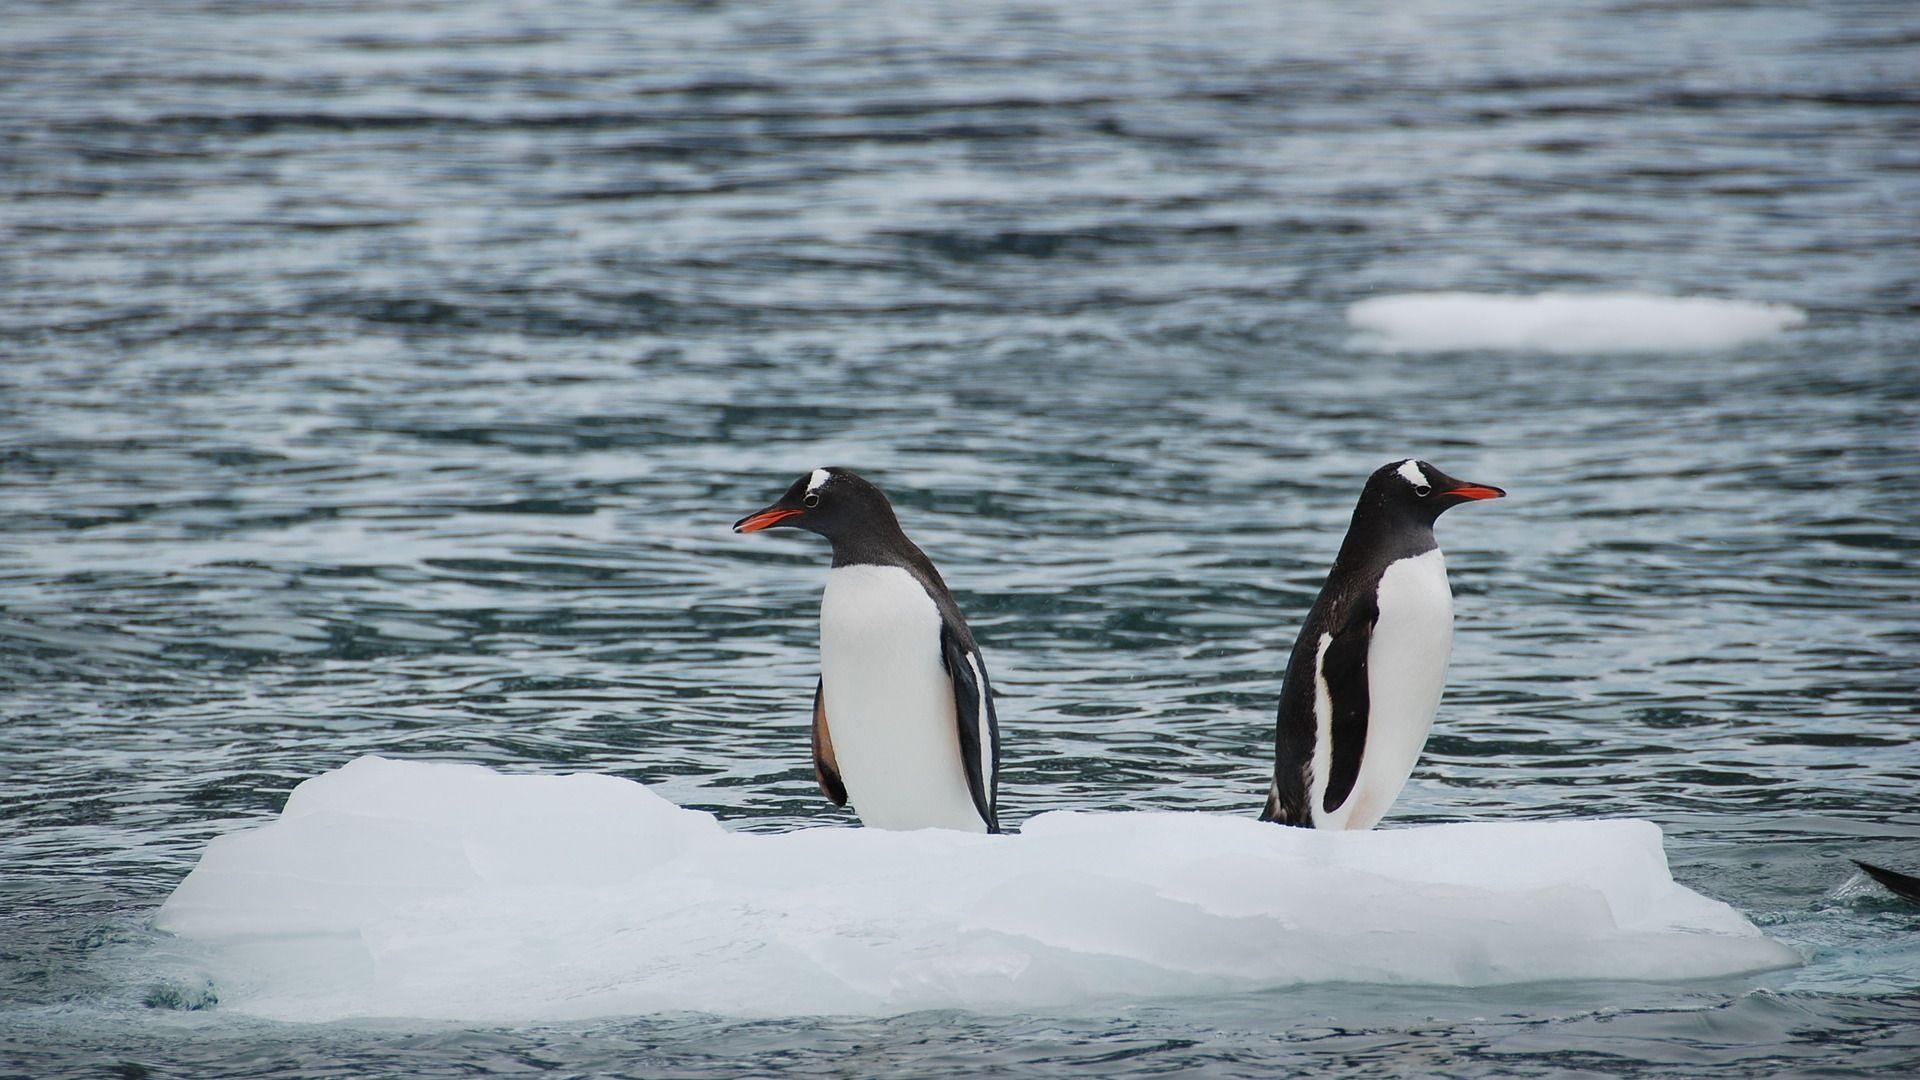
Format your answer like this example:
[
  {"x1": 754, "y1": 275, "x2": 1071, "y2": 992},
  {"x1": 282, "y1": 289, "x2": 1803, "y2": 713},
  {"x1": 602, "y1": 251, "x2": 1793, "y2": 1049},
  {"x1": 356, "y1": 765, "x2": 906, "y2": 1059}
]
[{"x1": 4, "y1": 0, "x2": 1918, "y2": 1074}]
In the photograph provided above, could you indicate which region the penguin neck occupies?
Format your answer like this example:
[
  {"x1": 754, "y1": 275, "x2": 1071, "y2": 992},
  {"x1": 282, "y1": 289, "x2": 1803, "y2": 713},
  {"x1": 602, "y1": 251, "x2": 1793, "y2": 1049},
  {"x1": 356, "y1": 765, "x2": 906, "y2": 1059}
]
[
  {"x1": 1336, "y1": 497, "x2": 1438, "y2": 571},
  {"x1": 827, "y1": 520, "x2": 937, "y2": 579}
]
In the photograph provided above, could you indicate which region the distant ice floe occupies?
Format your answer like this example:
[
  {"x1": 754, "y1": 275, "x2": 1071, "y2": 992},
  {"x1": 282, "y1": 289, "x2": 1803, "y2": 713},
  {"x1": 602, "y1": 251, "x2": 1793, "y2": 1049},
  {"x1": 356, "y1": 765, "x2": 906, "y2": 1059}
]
[
  {"x1": 1347, "y1": 292, "x2": 1806, "y2": 353},
  {"x1": 151, "y1": 757, "x2": 1799, "y2": 1023}
]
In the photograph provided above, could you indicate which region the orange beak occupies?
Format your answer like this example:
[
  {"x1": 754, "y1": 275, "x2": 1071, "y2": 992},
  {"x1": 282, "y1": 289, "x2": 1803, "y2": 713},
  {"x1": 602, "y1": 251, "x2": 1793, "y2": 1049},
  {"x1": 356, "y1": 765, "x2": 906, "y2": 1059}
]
[
  {"x1": 1447, "y1": 483, "x2": 1506, "y2": 501},
  {"x1": 734, "y1": 507, "x2": 804, "y2": 533}
]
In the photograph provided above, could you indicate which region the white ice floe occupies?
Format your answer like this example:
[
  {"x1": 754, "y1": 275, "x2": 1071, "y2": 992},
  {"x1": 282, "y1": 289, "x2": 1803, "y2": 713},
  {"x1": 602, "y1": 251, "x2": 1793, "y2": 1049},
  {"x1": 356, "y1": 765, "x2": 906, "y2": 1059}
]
[
  {"x1": 152, "y1": 757, "x2": 1799, "y2": 1023},
  {"x1": 1347, "y1": 292, "x2": 1805, "y2": 353}
]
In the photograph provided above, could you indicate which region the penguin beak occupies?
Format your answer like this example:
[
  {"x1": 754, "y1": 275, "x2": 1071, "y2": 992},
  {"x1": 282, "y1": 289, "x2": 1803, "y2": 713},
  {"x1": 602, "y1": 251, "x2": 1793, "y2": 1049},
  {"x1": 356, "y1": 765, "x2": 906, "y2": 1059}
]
[
  {"x1": 734, "y1": 506, "x2": 803, "y2": 533},
  {"x1": 1446, "y1": 482, "x2": 1506, "y2": 501}
]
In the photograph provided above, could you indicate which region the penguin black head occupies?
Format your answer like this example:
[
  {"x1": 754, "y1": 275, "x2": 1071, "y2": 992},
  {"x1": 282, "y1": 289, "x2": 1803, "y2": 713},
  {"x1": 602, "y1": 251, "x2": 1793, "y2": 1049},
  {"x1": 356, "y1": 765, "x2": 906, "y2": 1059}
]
[
  {"x1": 1364, "y1": 459, "x2": 1505, "y2": 527},
  {"x1": 733, "y1": 467, "x2": 903, "y2": 544}
]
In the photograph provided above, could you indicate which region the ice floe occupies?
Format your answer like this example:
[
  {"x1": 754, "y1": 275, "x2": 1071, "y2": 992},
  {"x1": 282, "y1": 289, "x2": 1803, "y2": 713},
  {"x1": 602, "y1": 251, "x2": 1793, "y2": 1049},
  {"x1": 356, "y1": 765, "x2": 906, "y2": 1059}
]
[
  {"x1": 1347, "y1": 292, "x2": 1805, "y2": 353},
  {"x1": 152, "y1": 757, "x2": 1800, "y2": 1022}
]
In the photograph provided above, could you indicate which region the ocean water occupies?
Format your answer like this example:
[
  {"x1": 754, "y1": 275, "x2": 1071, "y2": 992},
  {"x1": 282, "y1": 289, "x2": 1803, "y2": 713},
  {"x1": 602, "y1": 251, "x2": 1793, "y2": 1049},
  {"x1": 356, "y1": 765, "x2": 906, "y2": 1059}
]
[{"x1": 2, "y1": 0, "x2": 1917, "y2": 1075}]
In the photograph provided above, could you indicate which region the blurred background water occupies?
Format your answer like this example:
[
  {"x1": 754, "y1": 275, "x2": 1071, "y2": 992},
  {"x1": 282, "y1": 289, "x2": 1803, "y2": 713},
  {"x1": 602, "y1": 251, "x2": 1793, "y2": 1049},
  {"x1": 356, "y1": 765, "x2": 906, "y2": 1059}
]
[{"x1": 2, "y1": 0, "x2": 1917, "y2": 1075}]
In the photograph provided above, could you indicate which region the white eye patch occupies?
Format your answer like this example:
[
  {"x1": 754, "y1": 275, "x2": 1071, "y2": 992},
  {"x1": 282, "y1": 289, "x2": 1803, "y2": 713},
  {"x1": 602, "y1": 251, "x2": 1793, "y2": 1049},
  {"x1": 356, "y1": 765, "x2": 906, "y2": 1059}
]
[
  {"x1": 1395, "y1": 460, "x2": 1427, "y2": 487},
  {"x1": 806, "y1": 468, "x2": 832, "y2": 493}
]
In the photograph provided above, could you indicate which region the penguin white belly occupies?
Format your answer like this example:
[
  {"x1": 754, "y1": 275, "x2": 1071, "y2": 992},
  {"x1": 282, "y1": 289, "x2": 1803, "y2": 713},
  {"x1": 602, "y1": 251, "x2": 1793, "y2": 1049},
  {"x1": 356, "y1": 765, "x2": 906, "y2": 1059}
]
[
  {"x1": 819, "y1": 565, "x2": 985, "y2": 832},
  {"x1": 1324, "y1": 548, "x2": 1454, "y2": 830}
]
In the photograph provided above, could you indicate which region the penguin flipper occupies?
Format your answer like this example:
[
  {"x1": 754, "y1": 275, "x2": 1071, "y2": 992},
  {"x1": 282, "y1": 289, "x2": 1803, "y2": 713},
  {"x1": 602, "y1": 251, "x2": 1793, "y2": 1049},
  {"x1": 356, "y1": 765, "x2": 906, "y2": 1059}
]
[
  {"x1": 941, "y1": 623, "x2": 1001, "y2": 833},
  {"x1": 1318, "y1": 599, "x2": 1378, "y2": 816},
  {"x1": 811, "y1": 677, "x2": 847, "y2": 807},
  {"x1": 1265, "y1": 617, "x2": 1332, "y2": 826}
]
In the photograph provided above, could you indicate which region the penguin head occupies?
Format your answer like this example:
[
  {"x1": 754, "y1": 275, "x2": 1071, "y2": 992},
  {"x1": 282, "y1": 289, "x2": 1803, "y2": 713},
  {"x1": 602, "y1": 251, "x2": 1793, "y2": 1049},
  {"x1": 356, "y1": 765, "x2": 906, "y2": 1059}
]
[
  {"x1": 1369, "y1": 459, "x2": 1505, "y2": 524},
  {"x1": 733, "y1": 467, "x2": 901, "y2": 541}
]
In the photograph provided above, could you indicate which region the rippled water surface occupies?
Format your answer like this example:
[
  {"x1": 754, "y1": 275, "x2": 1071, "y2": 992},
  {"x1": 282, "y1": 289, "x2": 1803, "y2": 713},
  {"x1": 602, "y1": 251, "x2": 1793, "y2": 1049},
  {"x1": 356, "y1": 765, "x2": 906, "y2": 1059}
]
[{"x1": 4, "y1": 0, "x2": 1918, "y2": 1075}]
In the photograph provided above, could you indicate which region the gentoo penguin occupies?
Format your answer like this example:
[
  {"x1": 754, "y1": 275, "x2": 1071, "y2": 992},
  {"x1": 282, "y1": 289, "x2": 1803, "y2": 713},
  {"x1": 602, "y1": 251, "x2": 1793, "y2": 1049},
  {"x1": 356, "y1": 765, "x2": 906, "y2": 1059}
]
[
  {"x1": 1854, "y1": 860, "x2": 1920, "y2": 904},
  {"x1": 1261, "y1": 459, "x2": 1504, "y2": 830},
  {"x1": 734, "y1": 468, "x2": 1000, "y2": 833}
]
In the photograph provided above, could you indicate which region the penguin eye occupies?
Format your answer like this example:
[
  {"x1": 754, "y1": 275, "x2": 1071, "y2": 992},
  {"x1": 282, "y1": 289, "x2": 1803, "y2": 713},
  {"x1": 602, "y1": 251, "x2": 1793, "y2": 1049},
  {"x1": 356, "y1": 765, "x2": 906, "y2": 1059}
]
[
  {"x1": 1414, "y1": 484, "x2": 1431, "y2": 497},
  {"x1": 803, "y1": 493, "x2": 821, "y2": 508}
]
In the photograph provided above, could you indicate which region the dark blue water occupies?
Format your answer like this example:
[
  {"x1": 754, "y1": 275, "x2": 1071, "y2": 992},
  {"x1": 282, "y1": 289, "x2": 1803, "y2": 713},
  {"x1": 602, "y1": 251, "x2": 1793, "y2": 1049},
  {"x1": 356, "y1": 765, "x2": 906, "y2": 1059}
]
[{"x1": 3, "y1": 0, "x2": 1918, "y2": 1075}]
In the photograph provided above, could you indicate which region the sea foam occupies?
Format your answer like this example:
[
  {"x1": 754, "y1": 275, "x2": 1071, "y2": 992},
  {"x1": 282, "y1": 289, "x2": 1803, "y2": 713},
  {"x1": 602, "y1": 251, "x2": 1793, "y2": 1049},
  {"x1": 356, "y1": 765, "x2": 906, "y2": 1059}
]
[
  {"x1": 152, "y1": 757, "x2": 1799, "y2": 1022},
  {"x1": 1347, "y1": 292, "x2": 1805, "y2": 353}
]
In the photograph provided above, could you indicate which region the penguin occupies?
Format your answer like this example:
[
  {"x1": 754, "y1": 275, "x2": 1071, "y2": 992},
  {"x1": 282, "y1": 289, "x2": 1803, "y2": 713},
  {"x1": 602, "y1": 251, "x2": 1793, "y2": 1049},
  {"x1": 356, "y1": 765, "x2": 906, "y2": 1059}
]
[
  {"x1": 1853, "y1": 860, "x2": 1920, "y2": 904},
  {"x1": 734, "y1": 468, "x2": 1000, "y2": 833},
  {"x1": 1261, "y1": 459, "x2": 1505, "y2": 830}
]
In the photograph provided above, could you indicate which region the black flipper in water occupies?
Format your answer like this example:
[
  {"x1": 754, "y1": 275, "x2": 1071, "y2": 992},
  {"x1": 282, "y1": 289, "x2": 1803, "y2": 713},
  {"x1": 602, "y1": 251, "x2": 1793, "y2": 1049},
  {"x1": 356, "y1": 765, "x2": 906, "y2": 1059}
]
[{"x1": 1853, "y1": 860, "x2": 1920, "y2": 903}]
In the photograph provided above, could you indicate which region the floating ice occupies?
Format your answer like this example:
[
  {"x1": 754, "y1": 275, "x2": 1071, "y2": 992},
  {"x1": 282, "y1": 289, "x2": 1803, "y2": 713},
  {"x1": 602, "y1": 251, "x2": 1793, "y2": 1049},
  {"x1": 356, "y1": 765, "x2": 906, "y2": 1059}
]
[
  {"x1": 1347, "y1": 292, "x2": 1805, "y2": 353},
  {"x1": 152, "y1": 757, "x2": 1799, "y2": 1023}
]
